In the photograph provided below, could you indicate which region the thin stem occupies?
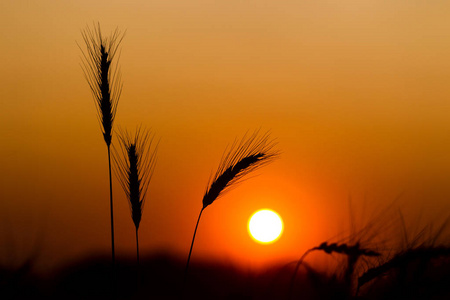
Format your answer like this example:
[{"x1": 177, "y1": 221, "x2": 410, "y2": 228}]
[
  {"x1": 107, "y1": 145, "x2": 116, "y2": 299},
  {"x1": 288, "y1": 248, "x2": 313, "y2": 299},
  {"x1": 107, "y1": 145, "x2": 116, "y2": 265},
  {"x1": 136, "y1": 227, "x2": 140, "y2": 292},
  {"x1": 183, "y1": 207, "x2": 204, "y2": 285},
  {"x1": 136, "y1": 228, "x2": 140, "y2": 265}
]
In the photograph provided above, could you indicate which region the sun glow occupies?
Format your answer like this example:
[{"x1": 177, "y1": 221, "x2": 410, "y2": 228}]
[{"x1": 248, "y1": 209, "x2": 283, "y2": 244}]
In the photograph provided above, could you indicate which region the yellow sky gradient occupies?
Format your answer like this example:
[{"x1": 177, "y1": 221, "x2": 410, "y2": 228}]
[{"x1": 1, "y1": 1, "x2": 450, "y2": 272}]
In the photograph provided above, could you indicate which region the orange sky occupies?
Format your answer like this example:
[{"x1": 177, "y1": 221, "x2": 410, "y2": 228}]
[{"x1": 1, "y1": 1, "x2": 450, "y2": 273}]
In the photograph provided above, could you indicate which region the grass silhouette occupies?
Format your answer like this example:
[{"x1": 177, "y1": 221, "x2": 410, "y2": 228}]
[
  {"x1": 357, "y1": 218, "x2": 450, "y2": 297},
  {"x1": 79, "y1": 23, "x2": 125, "y2": 266},
  {"x1": 289, "y1": 241, "x2": 380, "y2": 299},
  {"x1": 287, "y1": 211, "x2": 450, "y2": 300},
  {"x1": 183, "y1": 130, "x2": 280, "y2": 286},
  {"x1": 113, "y1": 127, "x2": 158, "y2": 264}
]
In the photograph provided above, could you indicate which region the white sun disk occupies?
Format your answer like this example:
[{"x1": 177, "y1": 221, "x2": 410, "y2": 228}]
[{"x1": 248, "y1": 209, "x2": 283, "y2": 243}]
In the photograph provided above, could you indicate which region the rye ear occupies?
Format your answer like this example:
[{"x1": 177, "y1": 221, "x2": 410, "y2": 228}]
[{"x1": 184, "y1": 130, "x2": 280, "y2": 286}]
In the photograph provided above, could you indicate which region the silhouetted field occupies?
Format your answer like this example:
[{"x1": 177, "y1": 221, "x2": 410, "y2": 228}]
[{"x1": 1, "y1": 251, "x2": 448, "y2": 299}]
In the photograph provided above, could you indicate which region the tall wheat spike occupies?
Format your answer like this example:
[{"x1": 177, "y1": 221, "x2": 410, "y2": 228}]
[
  {"x1": 183, "y1": 131, "x2": 279, "y2": 285},
  {"x1": 113, "y1": 127, "x2": 158, "y2": 264},
  {"x1": 79, "y1": 23, "x2": 124, "y2": 265}
]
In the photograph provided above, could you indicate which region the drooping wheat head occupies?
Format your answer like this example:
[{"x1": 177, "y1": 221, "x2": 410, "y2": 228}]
[
  {"x1": 313, "y1": 242, "x2": 380, "y2": 257},
  {"x1": 184, "y1": 130, "x2": 280, "y2": 285},
  {"x1": 202, "y1": 130, "x2": 280, "y2": 209},
  {"x1": 289, "y1": 241, "x2": 380, "y2": 299},
  {"x1": 80, "y1": 23, "x2": 124, "y2": 146}
]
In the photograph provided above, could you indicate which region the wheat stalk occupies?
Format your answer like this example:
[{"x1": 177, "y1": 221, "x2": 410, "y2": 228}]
[
  {"x1": 79, "y1": 23, "x2": 125, "y2": 266},
  {"x1": 79, "y1": 23, "x2": 124, "y2": 147},
  {"x1": 183, "y1": 130, "x2": 279, "y2": 285},
  {"x1": 113, "y1": 127, "x2": 158, "y2": 264},
  {"x1": 357, "y1": 246, "x2": 450, "y2": 291},
  {"x1": 289, "y1": 242, "x2": 380, "y2": 299}
]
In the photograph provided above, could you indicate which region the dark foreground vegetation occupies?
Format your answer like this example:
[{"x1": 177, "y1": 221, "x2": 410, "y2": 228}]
[{"x1": 1, "y1": 249, "x2": 449, "y2": 300}]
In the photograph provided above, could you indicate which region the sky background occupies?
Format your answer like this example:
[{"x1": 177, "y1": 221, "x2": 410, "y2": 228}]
[{"x1": 1, "y1": 1, "x2": 450, "y2": 273}]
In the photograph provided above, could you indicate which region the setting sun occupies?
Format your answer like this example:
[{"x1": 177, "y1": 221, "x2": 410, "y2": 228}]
[{"x1": 248, "y1": 209, "x2": 284, "y2": 244}]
